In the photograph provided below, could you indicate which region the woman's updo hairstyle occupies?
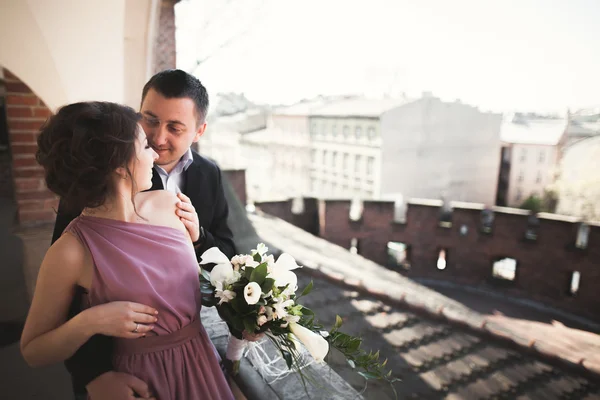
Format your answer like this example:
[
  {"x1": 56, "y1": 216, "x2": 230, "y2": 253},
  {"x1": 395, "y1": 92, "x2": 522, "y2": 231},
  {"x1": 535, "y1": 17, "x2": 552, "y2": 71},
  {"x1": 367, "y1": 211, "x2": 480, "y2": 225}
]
[{"x1": 36, "y1": 101, "x2": 141, "y2": 212}]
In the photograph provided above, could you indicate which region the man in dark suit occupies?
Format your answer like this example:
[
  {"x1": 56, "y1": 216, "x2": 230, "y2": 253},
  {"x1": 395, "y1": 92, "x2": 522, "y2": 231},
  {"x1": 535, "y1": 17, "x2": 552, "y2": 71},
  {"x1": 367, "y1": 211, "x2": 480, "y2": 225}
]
[{"x1": 51, "y1": 70, "x2": 235, "y2": 400}]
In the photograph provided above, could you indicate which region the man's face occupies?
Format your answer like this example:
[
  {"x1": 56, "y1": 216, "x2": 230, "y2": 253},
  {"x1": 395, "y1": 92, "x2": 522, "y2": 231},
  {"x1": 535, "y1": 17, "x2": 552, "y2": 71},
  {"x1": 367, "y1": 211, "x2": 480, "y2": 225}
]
[{"x1": 140, "y1": 88, "x2": 206, "y2": 173}]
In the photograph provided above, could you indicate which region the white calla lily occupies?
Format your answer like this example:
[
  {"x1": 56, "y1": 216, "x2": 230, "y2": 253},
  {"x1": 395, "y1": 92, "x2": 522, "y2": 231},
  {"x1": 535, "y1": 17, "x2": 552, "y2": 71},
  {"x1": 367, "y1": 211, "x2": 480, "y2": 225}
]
[
  {"x1": 274, "y1": 253, "x2": 301, "y2": 271},
  {"x1": 244, "y1": 282, "x2": 262, "y2": 305},
  {"x1": 210, "y1": 263, "x2": 235, "y2": 287},
  {"x1": 289, "y1": 323, "x2": 329, "y2": 363},
  {"x1": 269, "y1": 269, "x2": 298, "y2": 290},
  {"x1": 200, "y1": 247, "x2": 231, "y2": 266}
]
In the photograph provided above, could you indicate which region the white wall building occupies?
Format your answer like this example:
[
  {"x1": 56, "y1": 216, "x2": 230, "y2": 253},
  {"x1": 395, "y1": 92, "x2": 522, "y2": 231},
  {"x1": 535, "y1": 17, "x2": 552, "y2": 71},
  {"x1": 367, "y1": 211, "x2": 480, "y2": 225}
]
[
  {"x1": 555, "y1": 136, "x2": 600, "y2": 221},
  {"x1": 500, "y1": 115, "x2": 566, "y2": 206},
  {"x1": 309, "y1": 94, "x2": 503, "y2": 205}
]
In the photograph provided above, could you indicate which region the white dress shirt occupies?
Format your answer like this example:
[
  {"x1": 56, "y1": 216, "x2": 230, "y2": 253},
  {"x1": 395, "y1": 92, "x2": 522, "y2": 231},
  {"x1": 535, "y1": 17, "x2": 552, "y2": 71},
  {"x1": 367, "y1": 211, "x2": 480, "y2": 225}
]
[{"x1": 154, "y1": 148, "x2": 194, "y2": 193}]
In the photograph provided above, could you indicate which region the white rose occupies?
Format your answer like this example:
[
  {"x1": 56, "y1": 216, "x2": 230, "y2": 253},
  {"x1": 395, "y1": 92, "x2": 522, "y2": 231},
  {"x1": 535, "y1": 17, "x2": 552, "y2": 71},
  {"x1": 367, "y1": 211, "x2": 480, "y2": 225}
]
[
  {"x1": 244, "y1": 282, "x2": 262, "y2": 305},
  {"x1": 257, "y1": 315, "x2": 268, "y2": 326}
]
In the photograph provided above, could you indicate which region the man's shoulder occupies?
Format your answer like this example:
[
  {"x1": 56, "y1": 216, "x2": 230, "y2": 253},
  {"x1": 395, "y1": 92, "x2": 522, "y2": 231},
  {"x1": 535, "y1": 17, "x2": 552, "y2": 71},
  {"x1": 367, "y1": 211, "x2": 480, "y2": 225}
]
[{"x1": 190, "y1": 149, "x2": 221, "y2": 175}]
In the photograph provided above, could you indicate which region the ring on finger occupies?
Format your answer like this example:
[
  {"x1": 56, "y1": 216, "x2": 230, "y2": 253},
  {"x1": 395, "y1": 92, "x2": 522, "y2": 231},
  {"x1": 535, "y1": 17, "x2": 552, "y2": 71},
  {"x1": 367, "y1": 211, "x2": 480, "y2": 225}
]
[{"x1": 133, "y1": 323, "x2": 139, "y2": 333}]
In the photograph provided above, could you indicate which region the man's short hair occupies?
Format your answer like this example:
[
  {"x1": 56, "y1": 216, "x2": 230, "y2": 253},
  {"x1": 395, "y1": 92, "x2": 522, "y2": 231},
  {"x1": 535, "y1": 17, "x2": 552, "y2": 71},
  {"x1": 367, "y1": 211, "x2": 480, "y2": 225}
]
[{"x1": 141, "y1": 69, "x2": 209, "y2": 124}]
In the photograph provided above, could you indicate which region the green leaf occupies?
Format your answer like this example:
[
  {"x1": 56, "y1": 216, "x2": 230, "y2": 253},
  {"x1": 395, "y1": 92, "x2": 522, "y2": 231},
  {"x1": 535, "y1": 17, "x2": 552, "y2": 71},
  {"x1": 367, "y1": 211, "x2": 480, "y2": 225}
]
[
  {"x1": 253, "y1": 252, "x2": 262, "y2": 263},
  {"x1": 299, "y1": 280, "x2": 314, "y2": 297},
  {"x1": 243, "y1": 316, "x2": 256, "y2": 334},
  {"x1": 200, "y1": 268, "x2": 212, "y2": 283},
  {"x1": 334, "y1": 315, "x2": 343, "y2": 330},
  {"x1": 250, "y1": 263, "x2": 268, "y2": 285},
  {"x1": 244, "y1": 267, "x2": 254, "y2": 280},
  {"x1": 281, "y1": 349, "x2": 293, "y2": 368},
  {"x1": 261, "y1": 278, "x2": 275, "y2": 293},
  {"x1": 358, "y1": 371, "x2": 378, "y2": 380}
]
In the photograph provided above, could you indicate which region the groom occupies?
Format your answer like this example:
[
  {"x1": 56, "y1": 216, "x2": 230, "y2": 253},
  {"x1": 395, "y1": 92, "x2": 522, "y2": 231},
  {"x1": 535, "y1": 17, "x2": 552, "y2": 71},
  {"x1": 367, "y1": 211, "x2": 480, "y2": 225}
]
[{"x1": 51, "y1": 69, "x2": 235, "y2": 400}]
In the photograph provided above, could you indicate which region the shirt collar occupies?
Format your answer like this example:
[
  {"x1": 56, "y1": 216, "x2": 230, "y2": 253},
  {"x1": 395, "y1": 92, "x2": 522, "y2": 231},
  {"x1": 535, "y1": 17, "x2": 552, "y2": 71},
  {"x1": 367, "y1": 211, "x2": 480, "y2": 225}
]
[{"x1": 155, "y1": 148, "x2": 194, "y2": 176}]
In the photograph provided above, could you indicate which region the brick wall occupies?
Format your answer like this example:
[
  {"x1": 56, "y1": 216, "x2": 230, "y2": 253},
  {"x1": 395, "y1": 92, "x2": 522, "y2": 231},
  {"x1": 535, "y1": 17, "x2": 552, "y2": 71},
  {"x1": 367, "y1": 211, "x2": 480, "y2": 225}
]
[
  {"x1": 223, "y1": 169, "x2": 247, "y2": 207},
  {"x1": 258, "y1": 193, "x2": 600, "y2": 321},
  {"x1": 3, "y1": 69, "x2": 57, "y2": 225},
  {"x1": 153, "y1": 0, "x2": 180, "y2": 73},
  {"x1": 255, "y1": 198, "x2": 320, "y2": 236}
]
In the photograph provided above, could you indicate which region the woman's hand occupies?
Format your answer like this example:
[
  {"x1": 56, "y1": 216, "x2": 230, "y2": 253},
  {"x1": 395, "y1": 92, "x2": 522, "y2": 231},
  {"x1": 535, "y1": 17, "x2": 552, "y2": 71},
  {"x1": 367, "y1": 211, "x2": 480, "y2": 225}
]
[{"x1": 83, "y1": 301, "x2": 158, "y2": 338}]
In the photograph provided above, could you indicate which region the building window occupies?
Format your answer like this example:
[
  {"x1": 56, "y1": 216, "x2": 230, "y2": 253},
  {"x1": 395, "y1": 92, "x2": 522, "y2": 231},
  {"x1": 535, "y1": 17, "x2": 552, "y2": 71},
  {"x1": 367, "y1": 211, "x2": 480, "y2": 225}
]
[
  {"x1": 539, "y1": 150, "x2": 545, "y2": 163},
  {"x1": 367, "y1": 157, "x2": 375, "y2": 175},
  {"x1": 518, "y1": 170, "x2": 524, "y2": 182},
  {"x1": 367, "y1": 127, "x2": 376, "y2": 141},
  {"x1": 516, "y1": 188, "x2": 522, "y2": 202},
  {"x1": 349, "y1": 198, "x2": 363, "y2": 221},
  {"x1": 393, "y1": 197, "x2": 406, "y2": 223},
  {"x1": 437, "y1": 249, "x2": 448, "y2": 270},
  {"x1": 520, "y1": 148, "x2": 527, "y2": 162},
  {"x1": 350, "y1": 238, "x2": 359, "y2": 254},
  {"x1": 570, "y1": 271, "x2": 581, "y2": 295},
  {"x1": 535, "y1": 171, "x2": 542, "y2": 184},
  {"x1": 310, "y1": 122, "x2": 317, "y2": 137},
  {"x1": 343, "y1": 125, "x2": 350, "y2": 139},
  {"x1": 332, "y1": 125, "x2": 337, "y2": 138},
  {"x1": 480, "y1": 209, "x2": 494, "y2": 234},
  {"x1": 311, "y1": 150, "x2": 316, "y2": 163},
  {"x1": 355, "y1": 155, "x2": 361, "y2": 174},
  {"x1": 525, "y1": 215, "x2": 539, "y2": 240},
  {"x1": 343, "y1": 153, "x2": 349, "y2": 170},
  {"x1": 492, "y1": 258, "x2": 517, "y2": 281},
  {"x1": 311, "y1": 179, "x2": 317, "y2": 193},
  {"x1": 332, "y1": 152, "x2": 338, "y2": 168},
  {"x1": 320, "y1": 123, "x2": 326, "y2": 137},
  {"x1": 387, "y1": 242, "x2": 410, "y2": 270},
  {"x1": 291, "y1": 197, "x2": 304, "y2": 214},
  {"x1": 355, "y1": 126, "x2": 362, "y2": 140},
  {"x1": 576, "y1": 223, "x2": 590, "y2": 249}
]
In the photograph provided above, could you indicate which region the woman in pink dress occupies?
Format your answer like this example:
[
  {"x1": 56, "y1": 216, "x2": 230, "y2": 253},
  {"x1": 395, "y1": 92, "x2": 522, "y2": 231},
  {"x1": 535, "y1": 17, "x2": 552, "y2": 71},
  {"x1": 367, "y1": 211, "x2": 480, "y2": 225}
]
[{"x1": 20, "y1": 101, "x2": 234, "y2": 400}]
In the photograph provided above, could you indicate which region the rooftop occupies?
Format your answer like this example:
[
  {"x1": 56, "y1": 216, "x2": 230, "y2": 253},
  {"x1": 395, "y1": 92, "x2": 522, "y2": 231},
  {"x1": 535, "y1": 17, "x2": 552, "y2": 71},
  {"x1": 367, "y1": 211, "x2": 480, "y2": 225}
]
[
  {"x1": 500, "y1": 115, "x2": 567, "y2": 145},
  {"x1": 310, "y1": 97, "x2": 413, "y2": 118}
]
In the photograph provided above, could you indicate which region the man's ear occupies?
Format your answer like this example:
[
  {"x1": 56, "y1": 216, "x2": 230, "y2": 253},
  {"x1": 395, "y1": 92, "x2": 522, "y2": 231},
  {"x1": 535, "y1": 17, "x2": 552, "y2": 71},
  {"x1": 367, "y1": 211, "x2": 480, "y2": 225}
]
[{"x1": 193, "y1": 122, "x2": 207, "y2": 143}]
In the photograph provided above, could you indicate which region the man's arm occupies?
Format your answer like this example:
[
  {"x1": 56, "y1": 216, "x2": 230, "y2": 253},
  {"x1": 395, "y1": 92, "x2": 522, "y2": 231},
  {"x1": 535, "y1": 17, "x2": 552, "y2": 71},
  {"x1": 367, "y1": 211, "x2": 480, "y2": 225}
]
[
  {"x1": 52, "y1": 199, "x2": 114, "y2": 393},
  {"x1": 193, "y1": 166, "x2": 236, "y2": 262}
]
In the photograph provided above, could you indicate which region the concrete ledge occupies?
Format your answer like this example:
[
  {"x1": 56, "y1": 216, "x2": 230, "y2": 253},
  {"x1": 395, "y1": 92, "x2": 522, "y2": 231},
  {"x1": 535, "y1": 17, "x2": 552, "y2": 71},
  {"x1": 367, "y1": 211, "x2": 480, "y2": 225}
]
[{"x1": 200, "y1": 306, "x2": 363, "y2": 400}]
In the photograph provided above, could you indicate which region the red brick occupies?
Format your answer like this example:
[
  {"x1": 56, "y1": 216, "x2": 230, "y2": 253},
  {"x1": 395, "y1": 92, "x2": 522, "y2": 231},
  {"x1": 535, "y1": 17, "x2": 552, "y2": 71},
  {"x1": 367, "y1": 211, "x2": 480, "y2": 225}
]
[
  {"x1": 16, "y1": 190, "x2": 55, "y2": 201},
  {"x1": 5, "y1": 81, "x2": 32, "y2": 93},
  {"x1": 7, "y1": 119, "x2": 44, "y2": 130},
  {"x1": 13, "y1": 168, "x2": 45, "y2": 178},
  {"x1": 19, "y1": 209, "x2": 56, "y2": 224},
  {"x1": 6, "y1": 107, "x2": 34, "y2": 118},
  {"x1": 6, "y1": 94, "x2": 39, "y2": 106},
  {"x1": 12, "y1": 157, "x2": 40, "y2": 168},
  {"x1": 44, "y1": 197, "x2": 60, "y2": 210},
  {"x1": 33, "y1": 107, "x2": 52, "y2": 118},
  {"x1": 3, "y1": 69, "x2": 19, "y2": 80},
  {"x1": 9, "y1": 132, "x2": 37, "y2": 144},
  {"x1": 15, "y1": 178, "x2": 43, "y2": 192},
  {"x1": 11, "y1": 144, "x2": 38, "y2": 156}
]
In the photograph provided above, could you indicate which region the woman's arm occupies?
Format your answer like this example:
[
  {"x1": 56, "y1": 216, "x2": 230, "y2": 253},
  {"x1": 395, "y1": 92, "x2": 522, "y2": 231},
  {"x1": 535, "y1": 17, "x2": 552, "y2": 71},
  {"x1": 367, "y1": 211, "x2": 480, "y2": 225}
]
[{"x1": 20, "y1": 234, "x2": 96, "y2": 367}]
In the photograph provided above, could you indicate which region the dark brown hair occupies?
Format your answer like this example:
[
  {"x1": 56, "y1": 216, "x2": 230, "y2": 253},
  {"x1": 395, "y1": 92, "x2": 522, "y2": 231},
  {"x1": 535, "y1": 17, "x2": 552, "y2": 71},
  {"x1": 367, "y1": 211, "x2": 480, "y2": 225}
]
[
  {"x1": 36, "y1": 101, "x2": 142, "y2": 212},
  {"x1": 141, "y1": 69, "x2": 209, "y2": 124}
]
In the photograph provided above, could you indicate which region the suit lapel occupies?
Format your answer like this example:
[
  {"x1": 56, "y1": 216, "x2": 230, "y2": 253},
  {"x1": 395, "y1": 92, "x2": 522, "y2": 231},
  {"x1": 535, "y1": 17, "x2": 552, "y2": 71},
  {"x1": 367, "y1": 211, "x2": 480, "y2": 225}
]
[{"x1": 150, "y1": 168, "x2": 164, "y2": 191}]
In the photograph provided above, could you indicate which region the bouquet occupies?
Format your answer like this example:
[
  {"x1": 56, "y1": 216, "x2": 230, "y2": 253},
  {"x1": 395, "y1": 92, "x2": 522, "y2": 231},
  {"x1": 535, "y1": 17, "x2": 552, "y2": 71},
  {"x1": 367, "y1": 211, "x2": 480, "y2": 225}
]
[{"x1": 199, "y1": 243, "x2": 399, "y2": 391}]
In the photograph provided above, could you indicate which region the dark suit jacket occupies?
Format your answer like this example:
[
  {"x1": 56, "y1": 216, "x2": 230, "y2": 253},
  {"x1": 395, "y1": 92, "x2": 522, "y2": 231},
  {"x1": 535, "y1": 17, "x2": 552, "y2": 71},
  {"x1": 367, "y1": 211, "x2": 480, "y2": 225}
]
[{"x1": 52, "y1": 150, "x2": 235, "y2": 394}]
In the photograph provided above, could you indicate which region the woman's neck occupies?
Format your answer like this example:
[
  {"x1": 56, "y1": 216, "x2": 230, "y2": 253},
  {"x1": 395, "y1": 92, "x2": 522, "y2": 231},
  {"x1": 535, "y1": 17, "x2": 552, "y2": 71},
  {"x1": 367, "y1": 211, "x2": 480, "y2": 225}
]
[{"x1": 82, "y1": 186, "x2": 141, "y2": 222}]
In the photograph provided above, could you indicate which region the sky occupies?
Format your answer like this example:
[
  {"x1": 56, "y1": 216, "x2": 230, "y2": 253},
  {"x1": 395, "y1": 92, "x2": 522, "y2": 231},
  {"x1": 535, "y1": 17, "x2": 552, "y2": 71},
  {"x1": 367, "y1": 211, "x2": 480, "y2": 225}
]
[{"x1": 175, "y1": 0, "x2": 600, "y2": 114}]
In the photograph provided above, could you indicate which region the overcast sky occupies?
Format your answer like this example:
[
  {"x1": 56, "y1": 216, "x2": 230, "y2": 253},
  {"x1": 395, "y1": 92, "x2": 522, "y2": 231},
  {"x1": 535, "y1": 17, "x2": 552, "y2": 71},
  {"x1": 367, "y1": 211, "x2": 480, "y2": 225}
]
[{"x1": 176, "y1": 0, "x2": 600, "y2": 114}]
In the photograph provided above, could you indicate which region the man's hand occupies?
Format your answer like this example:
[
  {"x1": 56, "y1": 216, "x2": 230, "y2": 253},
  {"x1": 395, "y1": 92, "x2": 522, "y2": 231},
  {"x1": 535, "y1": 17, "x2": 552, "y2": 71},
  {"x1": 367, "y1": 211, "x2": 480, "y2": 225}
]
[
  {"x1": 86, "y1": 371, "x2": 156, "y2": 400},
  {"x1": 176, "y1": 192, "x2": 200, "y2": 242}
]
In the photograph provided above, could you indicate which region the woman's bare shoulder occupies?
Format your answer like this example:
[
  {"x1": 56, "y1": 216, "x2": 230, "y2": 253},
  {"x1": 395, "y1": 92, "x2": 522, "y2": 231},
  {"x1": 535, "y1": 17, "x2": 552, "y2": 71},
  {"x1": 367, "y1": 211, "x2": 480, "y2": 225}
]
[{"x1": 137, "y1": 190, "x2": 186, "y2": 233}]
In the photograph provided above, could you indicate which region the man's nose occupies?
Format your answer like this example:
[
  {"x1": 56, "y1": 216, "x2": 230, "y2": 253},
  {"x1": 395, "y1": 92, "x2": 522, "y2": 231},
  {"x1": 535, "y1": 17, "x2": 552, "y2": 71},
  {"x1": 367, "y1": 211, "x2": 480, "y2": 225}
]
[{"x1": 153, "y1": 125, "x2": 169, "y2": 146}]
